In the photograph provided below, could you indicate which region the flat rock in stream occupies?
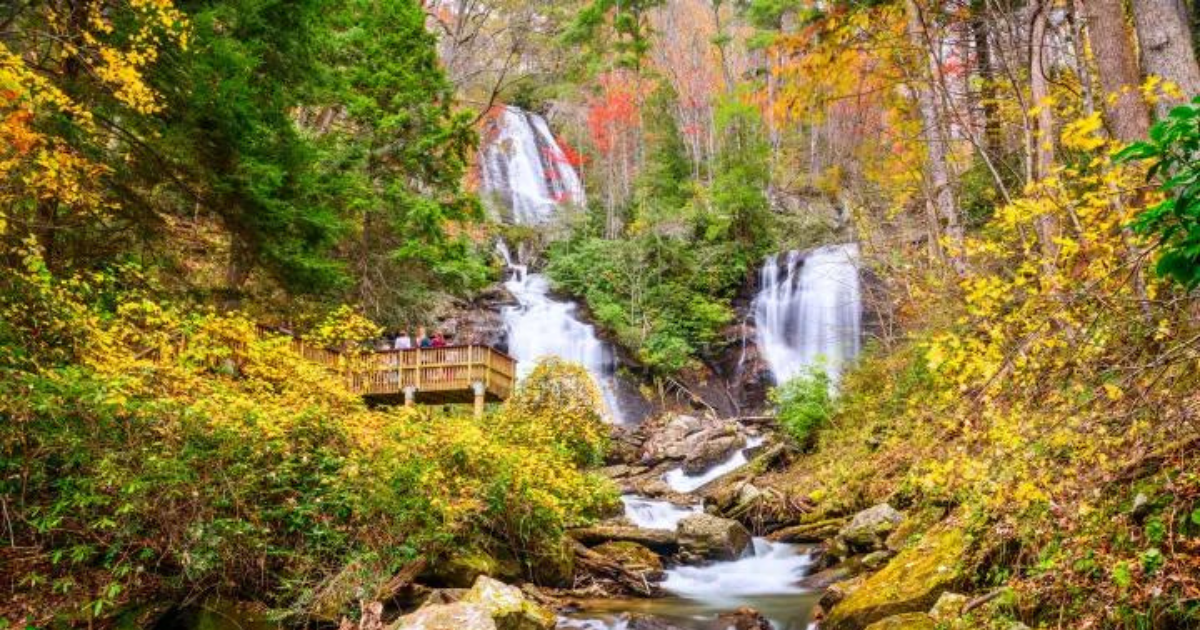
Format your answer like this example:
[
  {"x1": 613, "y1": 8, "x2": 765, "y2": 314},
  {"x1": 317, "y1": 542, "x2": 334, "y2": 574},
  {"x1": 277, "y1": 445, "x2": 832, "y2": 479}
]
[
  {"x1": 568, "y1": 526, "x2": 679, "y2": 554},
  {"x1": 682, "y1": 433, "x2": 747, "y2": 474}
]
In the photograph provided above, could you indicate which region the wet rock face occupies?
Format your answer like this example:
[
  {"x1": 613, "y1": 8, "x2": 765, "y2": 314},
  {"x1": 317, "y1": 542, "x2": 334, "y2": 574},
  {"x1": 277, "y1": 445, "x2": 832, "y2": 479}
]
[{"x1": 676, "y1": 513, "x2": 753, "y2": 561}]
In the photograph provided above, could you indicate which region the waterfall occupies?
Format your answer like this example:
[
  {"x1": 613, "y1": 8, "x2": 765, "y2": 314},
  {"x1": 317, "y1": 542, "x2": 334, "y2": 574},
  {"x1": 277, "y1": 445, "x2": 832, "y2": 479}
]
[
  {"x1": 480, "y1": 107, "x2": 585, "y2": 225},
  {"x1": 481, "y1": 107, "x2": 624, "y2": 421},
  {"x1": 753, "y1": 243, "x2": 862, "y2": 384},
  {"x1": 494, "y1": 235, "x2": 624, "y2": 422}
]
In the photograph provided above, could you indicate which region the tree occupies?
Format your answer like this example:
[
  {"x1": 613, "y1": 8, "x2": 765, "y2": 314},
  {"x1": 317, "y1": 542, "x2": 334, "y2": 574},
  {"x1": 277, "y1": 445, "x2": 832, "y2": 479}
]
[
  {"x1": 326, "y1": 0, "x2": 487, "y2": 325},
  {"x1": 1084, "y1": 0, "x2": 1151, "y2": 142},
  {"x1": 1132, "y1": 0, "x2": 1200, "y2": 111}
]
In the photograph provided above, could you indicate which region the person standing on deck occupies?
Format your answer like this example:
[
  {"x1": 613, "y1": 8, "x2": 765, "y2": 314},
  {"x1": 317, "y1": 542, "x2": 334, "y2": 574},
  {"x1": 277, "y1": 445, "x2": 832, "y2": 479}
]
[
  {"x1": 431, "y1": 332, "x2": 447, "y2": 348},
  {"x1": 394, "y1": 329, "x2": 413, "y2": 350},
  {"x1": 417, "y1": 326, "x2": 432, "y2": 348}
]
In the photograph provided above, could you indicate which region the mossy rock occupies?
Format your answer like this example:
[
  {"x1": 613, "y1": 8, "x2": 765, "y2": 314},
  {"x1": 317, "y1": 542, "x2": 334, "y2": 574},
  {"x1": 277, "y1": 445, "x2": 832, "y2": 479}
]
[
  {"x1": 824, "y1": 521, "x2": 970, "y2": 630},
  {"x1": 593, "y1": 541, "x2": 664, "y2": 574},
  {"x1": 768, "y1": 517, "x2": 848, "y2": 543},
  {"x1": 862, "y1": 613, "x2": 937, "y2": 630},
  {"x1": 459, "y1": 576, "x2": 556, "y2": 630},
  {"x1": 427, "y1": 549, "x2": 520, "y2": 588}
]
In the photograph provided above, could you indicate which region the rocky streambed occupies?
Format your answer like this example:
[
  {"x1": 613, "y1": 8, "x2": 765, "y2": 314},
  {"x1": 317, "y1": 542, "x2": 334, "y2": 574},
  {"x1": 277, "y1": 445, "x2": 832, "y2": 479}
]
[{"x1": 164, "y1": 411, "x2": 977, "y2": 630}]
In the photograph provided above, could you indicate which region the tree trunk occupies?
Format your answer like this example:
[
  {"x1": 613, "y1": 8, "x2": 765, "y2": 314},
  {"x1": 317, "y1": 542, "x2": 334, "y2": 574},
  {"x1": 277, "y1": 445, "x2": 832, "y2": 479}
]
[
  {"x1": 1084, "y1": 0, "x2": 1152, "y2": 142},
  {"x1": 907, "y1": 0, "x2": 966, "y2": 273},
  {"x1": 1132, "y1": 0, "x2": 1200, "y2": 111},
  {"x1": 1030, "y1": 1, "x2": 1059, "y2": 262},
  {"x1": 971, "y1": 7, "x2": 1003, "y2": 163}
]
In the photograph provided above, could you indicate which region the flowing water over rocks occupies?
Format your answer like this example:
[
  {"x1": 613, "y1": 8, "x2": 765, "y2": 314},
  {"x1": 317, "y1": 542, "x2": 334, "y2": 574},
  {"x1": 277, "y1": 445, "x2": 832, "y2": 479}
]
[
  {"x1": 480, "y1": 106, "x2": 586, "y2": 224},
  {"x1": 753, "y1": 244, "x2": 862, "y2": 383},
  {"x1": 496, "y1": 242, "x2": 625, "y2": 422},
  {"x1": 480, "y1": 108, "x2": 626, "y2": 422}
]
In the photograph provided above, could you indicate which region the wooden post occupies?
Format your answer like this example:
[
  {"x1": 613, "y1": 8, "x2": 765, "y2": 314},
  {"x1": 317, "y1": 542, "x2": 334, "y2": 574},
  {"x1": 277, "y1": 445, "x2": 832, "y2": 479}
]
[{"x1": 472, "y1": 381, "x2": 485, "y2": 419}]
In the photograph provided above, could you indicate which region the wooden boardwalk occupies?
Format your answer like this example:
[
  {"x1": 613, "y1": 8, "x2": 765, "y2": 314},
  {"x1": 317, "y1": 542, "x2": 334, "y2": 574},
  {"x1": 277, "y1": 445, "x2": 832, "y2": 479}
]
[
  {"x1": 257, "y1": 328, "x2": 517, "y2": 414},
  {"x1": 345, "y1": 345, "x2": 516, "y2": 406}
]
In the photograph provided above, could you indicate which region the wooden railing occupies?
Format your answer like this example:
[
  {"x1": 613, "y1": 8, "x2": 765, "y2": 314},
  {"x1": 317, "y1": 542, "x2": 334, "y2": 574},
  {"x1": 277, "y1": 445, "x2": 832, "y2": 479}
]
[
  {"x1": 344, "y1": 345, "x2": 516, "y2": 402},
  {"x1": 246, "y1": 327, "x2": 516, "y2": 408}
]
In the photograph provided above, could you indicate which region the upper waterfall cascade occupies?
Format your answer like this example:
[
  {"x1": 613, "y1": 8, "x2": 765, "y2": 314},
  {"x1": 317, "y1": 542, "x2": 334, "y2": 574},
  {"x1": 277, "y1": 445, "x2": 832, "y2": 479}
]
[
  {"x1": 753, "y1": 243, "x2": 863, "y2": 384},
  {"x1": 480, "y1": 111, "x2": 624, "y2": 421},
  {"x1": 480, "y1": 106, "x2": 585, "y2": 225}
]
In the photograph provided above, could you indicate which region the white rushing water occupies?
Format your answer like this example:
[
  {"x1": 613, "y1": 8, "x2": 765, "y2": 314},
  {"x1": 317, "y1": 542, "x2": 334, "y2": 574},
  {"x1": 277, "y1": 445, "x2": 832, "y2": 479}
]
[
  {"x1": 497, "y1": 242, "x2": 625, "y2": 422},
  {"x1": 663, "y1": 435, "x2": 765, "y2": 494},
  {"x1": 753, "y1": 243, "x2": 862, "y2": 384},
  {"x1": 620, "y1": 495, "x2": 702, "y2": 530},
  {"x1": 480, "y1": 108, "x2": 624, "y2": 421},
  {"x1": 662, "y1": 538, "x2": 814, "y2": 598},
  {"x1": 480, "y1": 106, "x2": 585, "y2": 224}
]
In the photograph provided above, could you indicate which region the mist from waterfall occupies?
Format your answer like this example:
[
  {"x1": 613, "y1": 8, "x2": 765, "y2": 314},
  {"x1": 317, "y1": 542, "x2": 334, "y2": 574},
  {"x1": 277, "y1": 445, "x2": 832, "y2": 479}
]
[
  {"x1": 753, "y1": 243, "x2": 862, "y2": 384},
  {"x1": 480, "y1": 107, "x2": 624, "y2": 421},
  {"x1": 480, "y1": 107, "x2": 585, "y2": 224}
]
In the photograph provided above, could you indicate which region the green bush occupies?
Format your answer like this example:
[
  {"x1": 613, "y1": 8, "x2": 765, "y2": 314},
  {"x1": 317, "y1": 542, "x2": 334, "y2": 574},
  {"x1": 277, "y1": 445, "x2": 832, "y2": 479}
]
[{"x1": 770, "y1": 366, "x2": 834, "y2": 449}]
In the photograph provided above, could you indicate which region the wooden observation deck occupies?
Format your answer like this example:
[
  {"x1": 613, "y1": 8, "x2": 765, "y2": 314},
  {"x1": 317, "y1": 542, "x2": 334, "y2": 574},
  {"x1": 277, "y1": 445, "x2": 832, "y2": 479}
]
[
  {"x1": 251, "y1": 327, "x2": 517, "y2": 416},
  {"x1": 345, "y1": 345, "x2": 517, "y2": 411}
]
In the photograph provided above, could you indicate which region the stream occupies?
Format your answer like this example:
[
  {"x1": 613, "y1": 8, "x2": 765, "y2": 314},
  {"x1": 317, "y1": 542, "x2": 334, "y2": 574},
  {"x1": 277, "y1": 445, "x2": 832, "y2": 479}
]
[{"x1": 563, "y1": 439, "x2": 820, "y2": 630}]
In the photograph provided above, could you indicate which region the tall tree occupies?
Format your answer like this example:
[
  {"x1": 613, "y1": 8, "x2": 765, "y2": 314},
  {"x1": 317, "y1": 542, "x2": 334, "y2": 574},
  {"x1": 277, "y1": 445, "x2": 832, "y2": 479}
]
[
  {"x1": 1084, "y1": 0, "x2": 1151, "y2": 142},
  {"x1": 907, "y1": 0, "x2": 965, "y2": 272},
  {"x1": 1132, "y1": 0, "x2": 1200, "y2": 109}
]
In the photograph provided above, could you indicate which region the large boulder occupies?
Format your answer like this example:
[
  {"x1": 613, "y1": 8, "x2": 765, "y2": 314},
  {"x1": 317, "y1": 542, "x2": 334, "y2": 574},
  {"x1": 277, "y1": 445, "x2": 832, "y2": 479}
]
[
  {"x1": 459, "y1": 576, "x2": 556, "y2": 630},
  {"x1": 838, "y1": 504, "x2": 905, "y2": 553},
  {"x1": 391, "y1": 576, "x2": 555, "y2": 630},
  {"x1": 682, "y1": 433, "x2": 747, "y2": 474},
  {"x1": 824, "y1": 523, "x2": 970, "y2": 630},
  {"x1": 641, "y1": 414, "x2": 747, "y2": 465},
  {"x1": 391, "y1": 602, "x2": 497, "y2": 630},
  {"x1": 676, "y1": 513, "x2": 752, "y2": 561}
]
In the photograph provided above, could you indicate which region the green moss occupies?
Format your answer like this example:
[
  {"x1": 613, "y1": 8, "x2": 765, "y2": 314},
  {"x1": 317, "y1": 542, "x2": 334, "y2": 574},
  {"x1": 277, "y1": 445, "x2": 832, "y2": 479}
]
[
  {"x1": 862, "y1": 613, "x2": 937, "y2": 630},
  {"x1": 825, "y1": 521, "x2": 970, "y2": 630}
]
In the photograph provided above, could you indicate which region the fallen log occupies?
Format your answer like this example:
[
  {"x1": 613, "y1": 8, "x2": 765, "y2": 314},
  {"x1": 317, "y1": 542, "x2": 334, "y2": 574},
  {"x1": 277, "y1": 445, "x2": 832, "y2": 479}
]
[
  {"x1": 571, "y1": 541, "x2": 660, "y2": 597},
  {"x1": 568, "y1": 526, "x2": 679, "y2": 554}
]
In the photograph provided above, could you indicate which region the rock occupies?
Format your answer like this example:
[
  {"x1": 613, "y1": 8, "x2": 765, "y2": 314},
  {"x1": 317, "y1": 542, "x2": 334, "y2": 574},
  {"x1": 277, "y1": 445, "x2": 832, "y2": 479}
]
[
  {"x1": 592, "y1": 541, "x2": 665, "y2": 580},
  {"x1": 768, "y1": 517, "x2": 848, "y2": 543},
  {"x1": 798, "y1": 557, "x2": 867, "y2": 590},
  {"x1": 391, "y1": 602, "x2": 497, "y2": 630},
  {"x1": 682, "y1": 434, "x2": 747, "y2": 474},
  {"x1": 626, "y1": 615, "x2": 689, "y2": 630},
  {"x1": 423, "y1": 589, "x2": 468, "y2": 605},
  {"x1": 569, "y1": 525, "x2": 679, "y2": 555},
  {"x1": 1131, "y1": 492, "x2": 1151, "y2": 519},
  {"x1": 715, "y1": 607, "x2": 773, "y2": 630},
  {"x1": 819, "y1": 575, "x2": 865, "y2": 610},
  {"x1": 676, "y1": 513, "x2": 753, "y2": 561},
  {"x1": 632, "y1": 478, "x2": 674, "y2": 498},
  {"x1": 459, "y1": 576, "x2": 556, "y2": 630},
  {"x1": 928, "y1": 592, "x2": 968, "y2": 622},
  {"x1": 861, "y1": 613, "x2": 937, "y2": 630},
  {"x1": 425, "y1": 550, "x2": 519, "y2": 588},
  {"x1": 641, "y1": 414, "x2": 745, "y2": 464},
  {"x1": 736, "y1": 482, "x2": 763, "y2": 507},
  {"x1": 861, "y1": 550, "x2": 895, "y2": 570},
  {"x1": 823, "y1": 522, "x2": 970, "y2": 630},
  {"x1": 839, "y1": 504, "x2": 905, "y2": 553}
]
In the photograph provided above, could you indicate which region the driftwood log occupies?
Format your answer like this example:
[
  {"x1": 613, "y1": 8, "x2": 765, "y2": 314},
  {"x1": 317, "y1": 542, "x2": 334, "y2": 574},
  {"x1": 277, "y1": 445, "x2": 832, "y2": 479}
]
[
  {"x1": 571, "y1": 541, "x2": 660, "y2": 597},
  {"x1": 568, "y1": 526, "x2": 679, "y2": 554}
]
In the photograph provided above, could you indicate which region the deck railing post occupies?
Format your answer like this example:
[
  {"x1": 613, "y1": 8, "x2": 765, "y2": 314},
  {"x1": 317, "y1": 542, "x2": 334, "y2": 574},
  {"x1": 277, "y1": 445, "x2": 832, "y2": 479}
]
[{"x1": 472, "y1": 380, "x2": 485, "y2": 419}]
